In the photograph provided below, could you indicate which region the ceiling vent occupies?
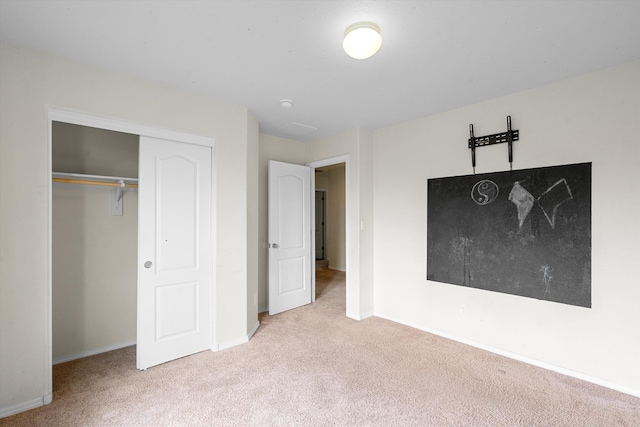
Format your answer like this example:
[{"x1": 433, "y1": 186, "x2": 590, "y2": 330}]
[{"x1": 275, "y1": 122, "x2": 318, "y2": 137}]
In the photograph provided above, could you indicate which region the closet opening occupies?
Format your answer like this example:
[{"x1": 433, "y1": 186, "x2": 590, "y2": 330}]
[
  {"x1": 48, "y1": 107, "x2": 217, "y2": 388},
  {"x1": 52, "y1": 121, "x2": 139, "y2": 366}
]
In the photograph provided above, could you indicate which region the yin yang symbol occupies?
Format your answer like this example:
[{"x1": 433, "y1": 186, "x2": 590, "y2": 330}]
[{"x1": 471, "y1": 179, "x2": 499, "y2": 205}]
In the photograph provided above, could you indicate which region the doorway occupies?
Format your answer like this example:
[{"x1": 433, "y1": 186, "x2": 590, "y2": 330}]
[
  {"x1": 315, "y1": 190, "x2": 326, "y2": 262},
  {"x1": 267, "y1": 159, "x2": 347, "y2": 314},
  {"x1": 308, "y1": 157, "x2": 348, "y2": 312},
  {"x1": 313, "y1": 164, "x2": 346, "y2": 272}
]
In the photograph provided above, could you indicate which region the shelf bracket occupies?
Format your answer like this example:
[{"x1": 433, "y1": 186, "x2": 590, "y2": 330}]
[
  {"x1": 111, "y1": 180, "x2": 125, "y2": 216},
  {"x1": 468, "y1": 116, "x2": 520, "y2": 173}
]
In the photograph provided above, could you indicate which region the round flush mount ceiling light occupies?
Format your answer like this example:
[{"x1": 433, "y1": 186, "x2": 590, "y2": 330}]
[
  {"x1": 342, "y1": 21, "x2": 382, "y2": 59},
  {"x1": 279, "y1": 99, "x2": 293, "y2": 108}
]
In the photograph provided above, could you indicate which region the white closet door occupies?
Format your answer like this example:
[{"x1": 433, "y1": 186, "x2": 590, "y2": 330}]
[{"x1": 137, "y1": 136, "x2": 213, "y2": 370}]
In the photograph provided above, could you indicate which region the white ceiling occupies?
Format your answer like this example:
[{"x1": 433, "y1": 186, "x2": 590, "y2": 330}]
[{"x1": 1, "y1": 1, "x2": 639, "y2": 142}]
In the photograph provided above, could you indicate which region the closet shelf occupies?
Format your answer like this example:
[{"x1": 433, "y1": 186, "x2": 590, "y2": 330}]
[{"x1": 52, "y1": 172, "x2": 138, "y2": 188}]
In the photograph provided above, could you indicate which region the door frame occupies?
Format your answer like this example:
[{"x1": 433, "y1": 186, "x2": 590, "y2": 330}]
[
  {"x1": 306, "y1": 155, "x2": 349, "y2": 309},
  {"x1": 314, "y1": 189, "x2": 327, "y2": 261},
  {"x1": 47, "y1": 107, "x2": 216, "y2": 396}
]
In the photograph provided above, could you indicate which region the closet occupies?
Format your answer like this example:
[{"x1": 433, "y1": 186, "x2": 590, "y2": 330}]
[{"x1": 52, "y1": 121, "x2": 139, "y2": 364}]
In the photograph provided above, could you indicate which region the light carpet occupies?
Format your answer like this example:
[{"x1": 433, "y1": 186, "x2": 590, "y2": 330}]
[{"x1": 2, "y1": 268, "x2": 639, "y2": 426}]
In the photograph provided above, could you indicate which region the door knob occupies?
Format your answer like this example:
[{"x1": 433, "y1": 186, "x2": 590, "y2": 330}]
[
  {"x1": 144, "y1": 261, "x2": 153, "y2": 268},
  {"x1": 270, "y1": 243, "x2": 279, "y2": 249}
]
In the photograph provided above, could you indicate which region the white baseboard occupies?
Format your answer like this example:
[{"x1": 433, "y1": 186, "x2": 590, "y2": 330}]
[
  {"x1": 346, "y1": 311, "x2": 360, "y2": 320},
  {"x1": 217, "y1": 321, "x2": 260, "y2": 351},
  {"x1": 347, "y1": 311, "x2": 375, "y2": 321},
  {"x1": 0, "y1": 392, "x2": 52, "y2": 419},
  {"x1": 247, "y1": 320, "x2": 260, "y2": 340},
  {"x1": 217, "y1": 336, "x2": 247, "y2": 351},
  {"x1": 374, "y1": 312, "x2": 640, "y2": 398},
  {"x1": 53, "y1": 339, "x2": 136, "y2": 365}
]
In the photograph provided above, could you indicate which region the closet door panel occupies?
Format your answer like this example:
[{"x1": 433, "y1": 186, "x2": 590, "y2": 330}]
[
  {"x1": 156, "y1": 155, "x2": 198, "y2": 271},
  {"x1": 137, "y1": 136, "x2": 213, "y2": 370}
]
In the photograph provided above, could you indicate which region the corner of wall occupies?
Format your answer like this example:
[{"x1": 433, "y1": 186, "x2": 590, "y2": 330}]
[{"x1": 246, "y1": 112, "x2": 260, "y2": 337}]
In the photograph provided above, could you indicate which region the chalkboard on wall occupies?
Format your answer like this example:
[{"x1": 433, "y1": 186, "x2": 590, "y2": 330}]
[{"x1": 427, "y1": 162, "x2": 591, "y2": 308}]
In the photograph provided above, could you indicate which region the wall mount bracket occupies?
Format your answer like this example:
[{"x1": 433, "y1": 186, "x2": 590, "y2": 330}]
[{"x1": 468, "y1": 116, "x2": 519, "y2": 173}]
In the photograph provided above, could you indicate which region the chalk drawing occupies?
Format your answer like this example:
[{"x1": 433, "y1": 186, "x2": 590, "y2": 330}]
[
  {"x1": 508, "y1": 178, "x2": 573, "y2": 229},
  {"x1": 471, "y1": 179, "x2": 499, "y2": 205},
  {"x1": 508, "y1": 181, "x2": 535, "y2": 227},
  {"x1": 452, "y1": 236, "x2": 473, "y2": 285},
  {"x1": 537, "y1": 179, "x2": 573, "y2": 228},
  {"x1": 540, "y1": 264, "x2": 553, "y2": 299}
]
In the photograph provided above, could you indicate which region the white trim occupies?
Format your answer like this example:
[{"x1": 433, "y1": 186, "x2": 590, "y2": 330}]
[
  {"x1": 209, "y1": 145, "x2": 218, "y2": 351},
  {"x1": 217, "y1": 321, "x2": 260, "y2": 351},
  {"x1": 52, "y1": 340, "x2": 137, "y2": 365},
  {"x1": 46, "y1": 109, "x2": 53, "y2": 411},
  {"x1": 374, "y1": 312, "x2": 640, "y2": 398},
  {"x1": 217, "y1": 337, "x2": 248, "y2": 351},
  {"x1": 0, "y1": 394, "x2": 52, "y2": 419},
  {"x1": 48, "y1": 106, "x2": 214, "y2": 146},
  {"x1": 247, "y1": 320, "x2": 260, "y2": 341},
  {"x1": 306, "y1": 155, "x2": 354, "y2": 318},
  {"x1": 309, "y1": 167, "x2": 317, "y2": 303}
]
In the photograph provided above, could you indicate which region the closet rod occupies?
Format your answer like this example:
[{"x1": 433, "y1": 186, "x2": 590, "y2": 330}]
[{"x1": 52, "y1": 178, "x2": 138, "y2": 188}]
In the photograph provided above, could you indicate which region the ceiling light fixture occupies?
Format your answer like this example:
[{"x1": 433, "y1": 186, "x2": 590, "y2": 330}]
[
  {"x1": 279, "y1": 99, "x2": 293, "y2": 109},
  {"x1": 342, "y1": 21, "x2": 382, "y2": 59}
]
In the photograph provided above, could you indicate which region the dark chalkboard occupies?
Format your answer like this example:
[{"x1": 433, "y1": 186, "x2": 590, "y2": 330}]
[{"x1": 427, "y1": 163, "x2": 591, "y2": 308}]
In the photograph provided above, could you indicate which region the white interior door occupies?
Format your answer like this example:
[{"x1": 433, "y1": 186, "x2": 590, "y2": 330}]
[
  {"x1": 137, "y1": 136, "x2": 213, "y2": 370},
  {"x1": 268, "y1": 161, "x2": 312, "y2": 315}
]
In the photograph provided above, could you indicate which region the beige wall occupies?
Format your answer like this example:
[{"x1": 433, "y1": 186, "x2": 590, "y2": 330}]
[
  {"x1": 372, "y1": 62, "x2": 640, "y2": 394},
  {"x1": 305, "y1": 128, "x2": 374, "y2": 319},
  {"x1": 52, "y1": 122, "x2": 139, "y2": 177},
  {"x1": 315, "y1": 170, "x2": 328, "y2": 189},
  {"x1": 52, "y1": 185, "x2": 138, "y2": 362},
  {"x1": 325, "y1": 166, "x2": 346, "y2": 271},
  {"x1": 0, "y1": 41, "x2": 257, "y2": 414}
]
